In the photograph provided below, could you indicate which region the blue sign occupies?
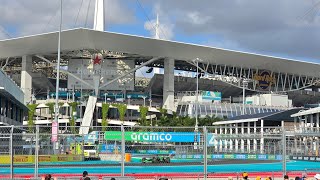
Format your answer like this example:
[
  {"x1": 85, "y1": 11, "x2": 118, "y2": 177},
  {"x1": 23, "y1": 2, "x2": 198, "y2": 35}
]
[
  {"x1": 212, "y1": 154, "x2": 223, "y2": 159},
  {"x1": 258, "y1": 154, "x2": 267, "y2": 160},
  {"x1": 202, "y1": 91, "x2": 222, "y2": 100},
  {"x1": 235, "y1": 154, "x2": 247, "y2": 159},
  {"x1": 276, "y1": 155, "x2": 282, "y2": 160}
]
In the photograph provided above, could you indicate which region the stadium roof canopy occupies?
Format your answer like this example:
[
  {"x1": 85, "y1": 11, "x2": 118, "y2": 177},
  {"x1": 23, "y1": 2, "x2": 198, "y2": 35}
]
[
  {"x1": 0, "y1": 28, "x2": 319, "y2": 78},
  {"x1": 213, "y1": 108, "x2": 303, "y2": 125}
]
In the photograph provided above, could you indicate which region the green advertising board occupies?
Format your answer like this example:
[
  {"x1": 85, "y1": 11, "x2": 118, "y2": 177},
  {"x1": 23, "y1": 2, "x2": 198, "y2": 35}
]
[
  {"x1": 104, "y1": 131, "x2": 200, "y2": 142},
  {"x1": 248, "y1": 154, "x2": 257, "y2": 159},
  {"x1": 224, "y1": 154, "x2": 235, "y2": 159},
  {"x1": 268, "y1": 155, "x2": 276, "y2": 160}
]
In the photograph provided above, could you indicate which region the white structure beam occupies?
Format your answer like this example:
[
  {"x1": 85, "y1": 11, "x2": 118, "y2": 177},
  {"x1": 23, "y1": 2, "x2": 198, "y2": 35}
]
[
  {"x1": 93, "y1": 0, "x2": 104, "y2": 31},
  {"x1": 163, "y1": 58, "x2": 175, "y2": 111},
  {"x1": 260, "y1": 120, "x2": 264, "y2": 154},
  {"x1": 21, "y1": 55, "x2": 32, "y2": 104}
]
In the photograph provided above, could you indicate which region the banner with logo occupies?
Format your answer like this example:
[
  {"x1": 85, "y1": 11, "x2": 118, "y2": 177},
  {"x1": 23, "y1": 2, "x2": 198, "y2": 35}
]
[
  {"x1": 201, "y1": 91, "x2": 222, "y2": 101},
  {"x1": 104, "y1": 131, "x2": 200, "y2": 143},
  {"x1": 290, "y1": 156, "x2": 320, "y2": 162},
  {"x1": 51, "y1": 121, "x2": 58, "y2": 142}
]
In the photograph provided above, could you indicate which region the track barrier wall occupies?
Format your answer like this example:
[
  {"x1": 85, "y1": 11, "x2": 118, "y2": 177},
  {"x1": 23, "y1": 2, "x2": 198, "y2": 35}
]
[{"x1": 0, "y1": 126, "x2": 320, "y2": 179}]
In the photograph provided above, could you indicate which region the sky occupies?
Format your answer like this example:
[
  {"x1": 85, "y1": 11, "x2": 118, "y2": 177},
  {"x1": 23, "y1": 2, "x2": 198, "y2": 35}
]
[{"x1": 1, "y1": 0, "x2": 320, "y2": 66}]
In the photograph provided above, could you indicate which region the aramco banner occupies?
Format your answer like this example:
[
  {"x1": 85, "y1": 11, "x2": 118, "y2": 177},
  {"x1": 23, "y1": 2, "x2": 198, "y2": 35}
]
[{"x1": 104, "y1": 131, "x2": 200, "y2": 143}]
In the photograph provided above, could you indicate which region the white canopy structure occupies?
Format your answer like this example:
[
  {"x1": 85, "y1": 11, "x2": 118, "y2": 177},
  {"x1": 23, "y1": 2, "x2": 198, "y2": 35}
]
[{"x1": 0, "y1": 28, "x2": 319, "y2": 78}]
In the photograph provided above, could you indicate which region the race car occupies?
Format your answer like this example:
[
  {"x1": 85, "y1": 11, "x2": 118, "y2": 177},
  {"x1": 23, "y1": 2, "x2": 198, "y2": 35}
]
[{"x1": 142, "y1": 155, "x2": 170, "y2": 163}]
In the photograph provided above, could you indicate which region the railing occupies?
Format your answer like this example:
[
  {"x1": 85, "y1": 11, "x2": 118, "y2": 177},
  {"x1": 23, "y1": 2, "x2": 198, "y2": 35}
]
[
  {"x1": 0, "y1": 69, "x2": 24, "y2": 103},
  {"x1": 1, "y1": 126, "x2": 320, "y2": 179}
]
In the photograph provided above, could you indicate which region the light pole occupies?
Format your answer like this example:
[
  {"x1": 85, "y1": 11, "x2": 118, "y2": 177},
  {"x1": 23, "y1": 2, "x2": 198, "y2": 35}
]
[
  {"x1": 142, "y1": 96, "x2": 146, "y2": 106},
  {"x1": 242, "y1": 79, "x2": 249, "y2": 115},
  {"x1": 127, "y1": 95, "x2": 131, "y2": 105},
  {"x1": 104, "y1": 93, "x2": 107, "y2": 103},
  {"x1": 192, "y1": 58, "x2": 202, "y2": 150},
  {"x1": 53, "y1": 0, "x2": 62, "y2": 154},
  {"x1": 193, "y1": 58, "x2": 202, "y2": 132}
]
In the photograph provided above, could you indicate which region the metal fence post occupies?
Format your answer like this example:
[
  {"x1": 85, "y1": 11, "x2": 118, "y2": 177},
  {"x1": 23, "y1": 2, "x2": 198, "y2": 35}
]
[
  {"x1": 282, "y1": 127, "x2": 286, "y2": 176},
  {"x1": 35, "y1": 125, "x2": 39, "y2": 177},
  {"x1": 121, "y1": 124, "x2": 125, "y2": 176},
  {"x1": 10, "y1": 125, "x2": 14, "y2": 179},
  {"x1": 203, "y1": 126, "x2": 208, "y2": 180}
]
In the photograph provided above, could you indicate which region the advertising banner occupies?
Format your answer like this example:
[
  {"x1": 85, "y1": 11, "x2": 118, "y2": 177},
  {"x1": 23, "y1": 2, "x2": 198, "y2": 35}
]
[
  {"x1": 51, "y1": 121, "x2": 58, "y2": 142},
  {"x1": 224, "y1": 154, "x2": 235, "y2": 159},
  {"x1": 290, "y1": 156, "x2": 320, "y2": 162},
  {"x1": 248, "y1": 154, "x2": 257, "y2": 159},
  {"x1": 257, "y1": 154, "x2": 268, "y2": 160},
  {"x1": 202, "y1": 91, "x2": 222, "y2": 101},
  {"x1": 104, "y1": 131, "x2": 200, "y2": 143},
  {"x1": 268, "y1": 155, "x2": 276, "y2": 160},
  {"x1": 235, "y1": 154, "x2": 247, "y2": 159},
  {"x1": 212, "y1": 154, "x2": 223, "y2": 159}
]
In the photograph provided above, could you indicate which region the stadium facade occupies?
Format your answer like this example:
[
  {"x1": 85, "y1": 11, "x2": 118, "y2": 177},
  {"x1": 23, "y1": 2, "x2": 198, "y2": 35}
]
[{"x1": 1, "y1": 2, "x2": 320, "y2": 129}]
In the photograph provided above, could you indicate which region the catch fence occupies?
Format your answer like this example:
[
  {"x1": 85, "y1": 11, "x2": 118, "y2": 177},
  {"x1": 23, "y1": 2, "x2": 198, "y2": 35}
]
[{"x1": 0, "y1": 126, "x2": 319, "y2": 179}]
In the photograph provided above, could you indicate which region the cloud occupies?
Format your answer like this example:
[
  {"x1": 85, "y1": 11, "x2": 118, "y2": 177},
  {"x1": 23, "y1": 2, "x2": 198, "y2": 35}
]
[
  {"x1": 0, "y1": 0, "x2": 135, "y2": 38},
  {"x1": 143, "y1": 2, "x2": 174, "y2": 40},
  {"x1": 146, "y1": 0, "x2": 320, "y2": 62},
  {"x1": 144, "y1": 18, "x2": 174, "y2": 40},
  {"x1": 186, "y1": 11, "x2": 211, "y2": 25}
]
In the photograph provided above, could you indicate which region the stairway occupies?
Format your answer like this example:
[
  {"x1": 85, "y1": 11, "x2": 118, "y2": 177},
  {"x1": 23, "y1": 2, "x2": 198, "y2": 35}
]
[{"x1": 79, "y1": 96, "x2": 97, "y2": 135}]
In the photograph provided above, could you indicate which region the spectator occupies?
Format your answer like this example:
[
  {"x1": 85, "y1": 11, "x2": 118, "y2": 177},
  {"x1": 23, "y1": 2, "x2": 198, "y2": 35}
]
[
  {"x1": 82, "y1": 171, "x2": 90, "y2": 180},
  {"x1": 42, "y1": 174, "x2": 56, "y2": 180},
  {"x1": 284, "y1": 175, "x2": 289, "y2": 180},
  {"x1": 159, "y1": 177, "x2": 168, "y2": 180},
  {"x1": 314, "y1": 174, "x2": 320, "y2": 180},
  {"x1": 302, "y1": 173, "x2": 307, "y2": 180},
  {"x1": 110, "y1": 178, "x2": 116, "y2": 180},
  {"x1": 295, "y1": 176, "x2": 300, "y2": 180},
  {"x1": 44, "y1": 174, "x2": 51, "y2": 180},
  {"x1": 242, "y1": 172, "x2": 249, "y2": 180},
  {"x1": 256, "y1": 176, "x2": 261, "y2": 180}
]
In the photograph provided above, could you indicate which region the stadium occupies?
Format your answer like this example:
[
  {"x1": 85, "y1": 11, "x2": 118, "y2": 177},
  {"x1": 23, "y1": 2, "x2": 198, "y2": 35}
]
[{"x1": 1, "y1": 0, "x2": 320, "y2": 179}]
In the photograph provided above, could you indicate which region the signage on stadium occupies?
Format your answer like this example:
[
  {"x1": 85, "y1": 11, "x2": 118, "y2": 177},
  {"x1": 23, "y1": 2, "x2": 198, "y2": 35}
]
[
  {"x1": 253, "y1": 71, "x2": 276, "y2": 90},
  {"x1": 290, "y1": 156, "x2": 320, "y2": 162},
  {"x1": 104, "y1": 131, "x2": 200, "y2": 142}
]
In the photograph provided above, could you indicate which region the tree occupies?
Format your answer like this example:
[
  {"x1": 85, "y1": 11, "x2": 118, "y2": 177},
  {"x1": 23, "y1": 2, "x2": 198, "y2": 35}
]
[
  {"x1": 114, "y1": 104, "x2": 127, "y2": 123},
  {"x1": 139, "y1": 106, "x2": 149, "y2": 126},
  {"x1": 101, "y1": 103, "x2": 110, "y2": 131},
  {"x1": 46, "y1": 102, "x2": 64, "y2": 120},
  {"x1": 157, "y1": 107, "x2": 168, "y2": 126},
  {"x1": 27, "y1": 104, "x2": 38, "y2": 133},
  {"x1": 68, "y1": 102, "x2": 78, "y2": 134},
  {"x1": 45, "y1": 102, "x2": 55, "y2": 120}
]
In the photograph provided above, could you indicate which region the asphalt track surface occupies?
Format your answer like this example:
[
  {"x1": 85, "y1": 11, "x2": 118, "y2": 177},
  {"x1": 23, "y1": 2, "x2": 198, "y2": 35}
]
[{"x1": 0, "y1": 159, "x2": 280, "y2": 168}]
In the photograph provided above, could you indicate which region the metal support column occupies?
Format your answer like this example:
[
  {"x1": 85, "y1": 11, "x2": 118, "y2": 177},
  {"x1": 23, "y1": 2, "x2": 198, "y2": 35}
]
[
  {"x1": 241, "y1": 123, "x2": 245, "y2": 153},
  {"x1": 235, "y1": 123, "x2": 239, "y2": 152},
  {"x1": 10, "y1": 125, "x2": 14, "y2": 179},
  {"x1": 34, "y1": 125, "x2": 39, "y2": 177},
  {"x1": 260, "y1": 120, "x2": 264, "y2": 154},
  {"x1": 254, "y1": 121, "x2": 257, "y2": 152},
  {"x1": 203, "y1": 126, "x2": 208, "y2": 180},
  {"x1": 282, "y1": 127, "x2": 286, "y2": 176},
  {"x1": 121, "y1": 125, "x2": 125, "y2": 176}
]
